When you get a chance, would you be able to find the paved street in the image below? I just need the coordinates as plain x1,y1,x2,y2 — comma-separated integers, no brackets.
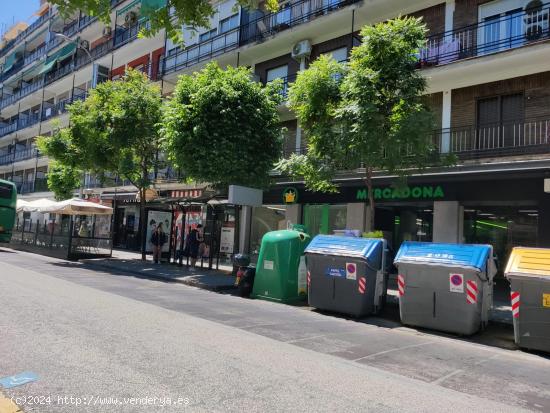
1,248,549,412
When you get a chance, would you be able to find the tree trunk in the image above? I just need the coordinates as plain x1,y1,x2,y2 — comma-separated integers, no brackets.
365,167,375,231
139,187,146,261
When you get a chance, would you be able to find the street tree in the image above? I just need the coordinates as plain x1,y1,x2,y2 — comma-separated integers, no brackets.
162,62,283,190
278,17,437,230
38,69,163,259
46,162,82,201
49,0,278,43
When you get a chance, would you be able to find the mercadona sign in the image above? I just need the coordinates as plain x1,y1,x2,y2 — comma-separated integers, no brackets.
356,185,445,201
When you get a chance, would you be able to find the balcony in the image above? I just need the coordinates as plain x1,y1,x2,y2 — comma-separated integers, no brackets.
114,20,149,48
0,79,45,110
0,148,39,166
63,19,80,37
419,4,550,68
19,178,48,194
17,112,41,130
0,12,51,59
434,117,550,159
74,41,113,69
41,88,87,121
163,0,359,75
0,122,18,138
163,27,240,75
240,0,360,45
23,44,47,67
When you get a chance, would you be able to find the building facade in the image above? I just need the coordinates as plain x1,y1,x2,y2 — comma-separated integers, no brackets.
2,0,550,265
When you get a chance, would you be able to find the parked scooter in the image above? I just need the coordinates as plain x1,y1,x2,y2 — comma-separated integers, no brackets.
233,254,256,298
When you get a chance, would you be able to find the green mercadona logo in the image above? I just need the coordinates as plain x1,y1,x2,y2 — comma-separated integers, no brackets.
356,185,445,201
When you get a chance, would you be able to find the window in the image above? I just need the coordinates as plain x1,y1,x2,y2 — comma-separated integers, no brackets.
220,14,239,33
199,29,217,42
320,47,347,63
266,65,288,82
477,93,524,148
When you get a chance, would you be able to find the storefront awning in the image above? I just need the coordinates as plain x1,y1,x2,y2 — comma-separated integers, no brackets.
117,0,141,15
38,42,76,75
141,0,167,16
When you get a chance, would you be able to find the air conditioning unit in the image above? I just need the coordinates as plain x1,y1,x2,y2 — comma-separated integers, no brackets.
79,40,90,50
125,11,138,26
291,40,312,60
102,26,112,38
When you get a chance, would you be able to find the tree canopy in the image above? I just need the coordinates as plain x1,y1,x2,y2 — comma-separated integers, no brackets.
278,17,438,229
162,62,283,190
38,69,163,258
49,0,278,43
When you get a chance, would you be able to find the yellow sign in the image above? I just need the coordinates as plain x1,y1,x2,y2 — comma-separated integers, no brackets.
283,187,298,204
543,293,550,308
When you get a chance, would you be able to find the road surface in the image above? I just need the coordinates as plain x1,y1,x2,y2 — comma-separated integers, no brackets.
1,249,549,412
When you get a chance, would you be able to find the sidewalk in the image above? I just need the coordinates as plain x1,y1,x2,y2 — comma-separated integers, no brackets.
81,249,236,292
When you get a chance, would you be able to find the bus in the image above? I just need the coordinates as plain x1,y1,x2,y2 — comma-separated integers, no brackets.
0,179,17,243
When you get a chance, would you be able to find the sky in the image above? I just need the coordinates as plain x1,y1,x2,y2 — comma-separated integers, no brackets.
0,0,41,36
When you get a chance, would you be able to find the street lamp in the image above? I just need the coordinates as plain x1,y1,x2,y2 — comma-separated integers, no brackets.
51,32,95,199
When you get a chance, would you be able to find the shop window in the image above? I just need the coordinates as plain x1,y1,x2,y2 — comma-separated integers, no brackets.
250,205,286,255
303,204,346,237
463,206,538,273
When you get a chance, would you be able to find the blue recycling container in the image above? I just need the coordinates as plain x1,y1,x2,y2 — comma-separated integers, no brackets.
394,242,496,335
305,235,389,317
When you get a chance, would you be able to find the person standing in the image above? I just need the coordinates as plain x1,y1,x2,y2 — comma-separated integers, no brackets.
185,224,203,267
150,223,167,264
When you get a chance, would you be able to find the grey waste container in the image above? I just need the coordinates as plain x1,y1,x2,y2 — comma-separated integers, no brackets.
394,242,496,335
505,247,550,353
305,235,388,317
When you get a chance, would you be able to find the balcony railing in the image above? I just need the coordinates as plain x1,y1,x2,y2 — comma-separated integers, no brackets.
420,4,550,67
18,112,41,129
24,44,47,67
0,148,40,166
240,0,359,45
0,78,45,110
434,117,550,158
0,122,18,138
281,118,550,161
74,40,113,69
114,20,149,48
163,27,240,75
0,12,51,59
163,0,358,75
63,19,80,37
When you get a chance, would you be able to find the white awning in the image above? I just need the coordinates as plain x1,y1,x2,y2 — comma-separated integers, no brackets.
41,198,113,215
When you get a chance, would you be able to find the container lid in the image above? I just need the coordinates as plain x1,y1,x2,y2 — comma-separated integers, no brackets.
305,235,384,260
394,241,493,272
505,247,550,278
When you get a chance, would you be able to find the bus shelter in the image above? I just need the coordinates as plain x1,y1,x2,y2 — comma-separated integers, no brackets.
11,198,113,260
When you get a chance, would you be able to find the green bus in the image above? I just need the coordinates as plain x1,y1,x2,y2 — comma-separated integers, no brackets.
0,179,17,243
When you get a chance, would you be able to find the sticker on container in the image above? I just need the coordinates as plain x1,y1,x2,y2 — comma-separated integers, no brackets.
346,262,357,280
297,256,307,295
325,267,346,277
263,260,274,270
449,273,464,293
543,293,550,308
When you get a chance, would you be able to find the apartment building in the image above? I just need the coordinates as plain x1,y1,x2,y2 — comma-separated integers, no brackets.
3,0,550,263
162,0,550,262
0,0,165,201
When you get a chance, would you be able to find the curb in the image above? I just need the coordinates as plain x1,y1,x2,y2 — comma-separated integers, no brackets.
80,261,237,293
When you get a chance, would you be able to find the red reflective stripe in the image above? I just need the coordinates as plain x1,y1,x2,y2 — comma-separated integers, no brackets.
397,274,405,297
511,291,520,318
358,277,366,294
307,271,311,287
466,280,478,304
